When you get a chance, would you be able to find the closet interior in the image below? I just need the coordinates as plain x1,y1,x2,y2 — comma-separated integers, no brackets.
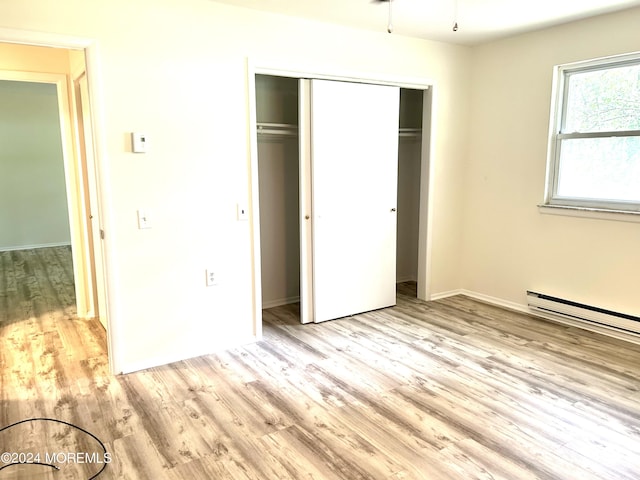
256,75,300,308
396,88,423,285
255,74,427,310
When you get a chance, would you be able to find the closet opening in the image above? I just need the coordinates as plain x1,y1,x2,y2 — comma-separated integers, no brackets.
396,88,425,299
253,73,432,326
255,74,301,309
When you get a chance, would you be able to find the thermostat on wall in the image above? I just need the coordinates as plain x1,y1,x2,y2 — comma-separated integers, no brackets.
131,132,147,153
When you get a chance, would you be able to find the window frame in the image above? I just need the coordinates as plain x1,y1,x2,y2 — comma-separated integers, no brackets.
545,51,640,213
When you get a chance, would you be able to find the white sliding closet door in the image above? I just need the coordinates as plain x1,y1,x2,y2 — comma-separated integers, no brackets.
302,79,399,323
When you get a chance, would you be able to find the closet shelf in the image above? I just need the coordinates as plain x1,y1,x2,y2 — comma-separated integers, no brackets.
399,128,422,138
257,122,299,136
257,124,419,138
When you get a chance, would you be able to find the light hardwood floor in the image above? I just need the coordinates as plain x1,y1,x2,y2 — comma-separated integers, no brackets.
2,247,640,479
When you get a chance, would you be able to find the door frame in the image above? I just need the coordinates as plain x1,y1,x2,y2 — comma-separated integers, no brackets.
0,69,93,313
0,28,118,373
246,58,437,339
71,70,108,328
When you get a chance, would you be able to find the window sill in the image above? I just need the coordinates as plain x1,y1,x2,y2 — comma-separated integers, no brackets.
538,204,640,223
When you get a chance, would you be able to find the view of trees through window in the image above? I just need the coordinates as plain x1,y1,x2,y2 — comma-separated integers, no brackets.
565,64,640,132
555,62,640,205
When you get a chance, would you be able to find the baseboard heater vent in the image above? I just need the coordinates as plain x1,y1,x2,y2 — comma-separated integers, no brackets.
527,291,640,335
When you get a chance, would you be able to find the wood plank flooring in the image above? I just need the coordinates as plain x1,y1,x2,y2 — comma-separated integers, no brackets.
2,248,640,479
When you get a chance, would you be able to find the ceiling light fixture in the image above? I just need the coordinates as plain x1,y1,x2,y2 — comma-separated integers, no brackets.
377,0,460,34
453,0,459,32
374,0,394,33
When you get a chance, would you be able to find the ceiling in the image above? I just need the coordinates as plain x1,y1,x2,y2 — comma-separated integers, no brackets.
210,0,640,45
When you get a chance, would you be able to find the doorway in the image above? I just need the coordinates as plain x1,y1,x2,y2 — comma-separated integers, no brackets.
250,69,433,333
0,40,110,362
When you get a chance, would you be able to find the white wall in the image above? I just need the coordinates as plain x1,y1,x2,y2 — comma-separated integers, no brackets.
0,80,71,250
0,0,471,372
463,7,640,316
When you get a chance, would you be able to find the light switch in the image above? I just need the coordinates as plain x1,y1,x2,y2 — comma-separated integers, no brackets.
237,203,249,221
132,132,147,153
137,209,151,229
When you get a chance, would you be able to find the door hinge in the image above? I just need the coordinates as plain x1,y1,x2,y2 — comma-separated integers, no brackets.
100,229,105,239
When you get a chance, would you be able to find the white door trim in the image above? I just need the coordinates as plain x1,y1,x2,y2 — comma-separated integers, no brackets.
0,27,119,374
246,57,437,335
298,79,314,325
0,70,92,314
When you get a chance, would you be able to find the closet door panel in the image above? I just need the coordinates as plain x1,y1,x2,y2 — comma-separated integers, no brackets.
310,79,399,323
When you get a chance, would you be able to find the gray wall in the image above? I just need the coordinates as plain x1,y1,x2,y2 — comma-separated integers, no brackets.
0,80,70,250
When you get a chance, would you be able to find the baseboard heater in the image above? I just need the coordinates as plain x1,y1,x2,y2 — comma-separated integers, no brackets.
527,291,640,336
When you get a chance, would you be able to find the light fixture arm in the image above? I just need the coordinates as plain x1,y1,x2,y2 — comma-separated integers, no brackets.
453,0,459,32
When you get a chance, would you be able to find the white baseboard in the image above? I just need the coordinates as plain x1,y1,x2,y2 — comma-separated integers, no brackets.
0,241,71,252
118,335,259,375
262,295,300,309
430,289,528,314
429,289,464,301
459,289,531,314
527,308,640,346
396,275,417,283
432,288,640,346
80,309,97,320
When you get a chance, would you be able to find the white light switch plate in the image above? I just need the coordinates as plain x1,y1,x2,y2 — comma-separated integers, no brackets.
137,209,151,229
132,132,147,153
237,204,248,221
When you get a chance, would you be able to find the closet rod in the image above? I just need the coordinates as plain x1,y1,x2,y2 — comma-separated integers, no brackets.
257,122,298,136
256,123,419,137
399,128,422,138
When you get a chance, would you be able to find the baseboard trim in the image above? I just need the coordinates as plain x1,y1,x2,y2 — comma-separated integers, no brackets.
119,335,258,375
0,242,71,252
262,296,300,309
434,288,640,346
430,289,464,301
527,308,640,346
459,289,531,314
396,275,417,284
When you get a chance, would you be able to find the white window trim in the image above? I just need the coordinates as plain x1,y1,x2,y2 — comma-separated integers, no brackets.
544,51,640,215
538,204,640,223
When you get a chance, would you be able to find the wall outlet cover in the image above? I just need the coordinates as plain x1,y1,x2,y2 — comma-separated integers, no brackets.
206,268,217,286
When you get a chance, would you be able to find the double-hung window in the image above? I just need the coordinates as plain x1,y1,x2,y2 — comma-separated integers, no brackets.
546,53,640,212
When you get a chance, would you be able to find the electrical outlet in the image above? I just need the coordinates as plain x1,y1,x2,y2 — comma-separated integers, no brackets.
205,269,217,286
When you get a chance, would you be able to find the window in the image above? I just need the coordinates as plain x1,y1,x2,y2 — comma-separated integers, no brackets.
546,53,640,212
